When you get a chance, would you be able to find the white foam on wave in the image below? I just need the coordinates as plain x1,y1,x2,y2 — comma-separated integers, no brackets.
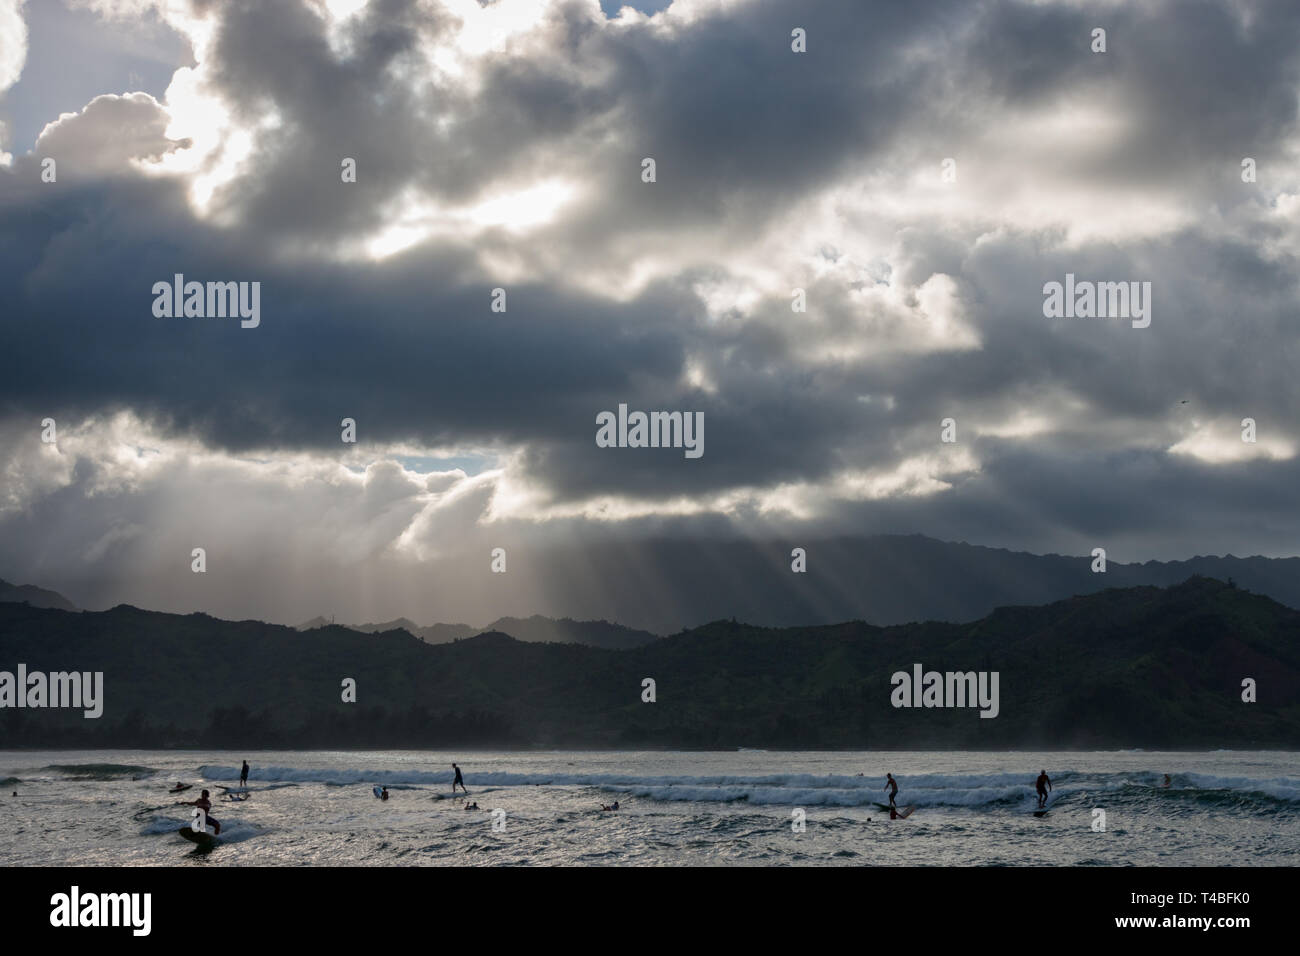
1180,772,1300,802
196,765,1300,805
140,814,261,843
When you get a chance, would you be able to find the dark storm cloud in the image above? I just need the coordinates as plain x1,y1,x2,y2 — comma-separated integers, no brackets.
1,0,1299,624
0,165,686,450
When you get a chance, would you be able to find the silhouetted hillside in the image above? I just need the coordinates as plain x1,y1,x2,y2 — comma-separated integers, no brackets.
466,535,1300,632
2,577,1296,749
0,578,77,612
476,615,658,649
298,613,657,649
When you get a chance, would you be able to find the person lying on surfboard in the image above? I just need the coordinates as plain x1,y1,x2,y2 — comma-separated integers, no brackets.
1035,770,1052,808
179,789,221,835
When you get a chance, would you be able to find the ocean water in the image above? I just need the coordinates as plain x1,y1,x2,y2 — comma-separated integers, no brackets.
1,749,1296,866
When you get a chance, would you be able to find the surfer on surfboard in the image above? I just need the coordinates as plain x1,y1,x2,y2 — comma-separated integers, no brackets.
885,773,899,808
1035,770,1052,808
179,789,221,835
451,763,468,794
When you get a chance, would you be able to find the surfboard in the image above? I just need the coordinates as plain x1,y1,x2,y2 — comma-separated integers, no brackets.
896,805,915,819
168,785,191,793
373,786,384,798
872,802,895,811
1033,809,1049,817
178,826,217,848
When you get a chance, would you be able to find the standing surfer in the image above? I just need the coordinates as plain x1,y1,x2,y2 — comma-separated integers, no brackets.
240,761,249,787
885,773,898,808
1035,770,1052,808
451,763,468,794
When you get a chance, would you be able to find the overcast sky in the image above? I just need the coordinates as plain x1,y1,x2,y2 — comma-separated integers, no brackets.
1,0,1298,629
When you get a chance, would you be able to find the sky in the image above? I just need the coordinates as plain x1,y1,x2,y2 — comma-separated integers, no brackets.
0,0,1298,629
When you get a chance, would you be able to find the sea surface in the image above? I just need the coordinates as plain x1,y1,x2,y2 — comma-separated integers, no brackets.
1,749,1296,866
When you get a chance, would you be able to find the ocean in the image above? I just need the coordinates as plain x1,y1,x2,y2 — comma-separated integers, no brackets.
2,749,1297,866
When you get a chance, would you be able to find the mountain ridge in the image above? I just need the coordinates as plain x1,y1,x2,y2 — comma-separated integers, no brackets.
0,578,77,612
2,575,1295,749
297,612,659,649
10,535,1300,632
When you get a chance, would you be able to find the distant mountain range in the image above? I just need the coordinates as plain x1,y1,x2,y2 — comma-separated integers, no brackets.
0,578,77,612
2,576,1296,749
298,614,659,650
508,534,1300,632
8,535,1300,632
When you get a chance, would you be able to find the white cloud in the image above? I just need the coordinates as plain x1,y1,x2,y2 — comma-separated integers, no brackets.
0,0,26,93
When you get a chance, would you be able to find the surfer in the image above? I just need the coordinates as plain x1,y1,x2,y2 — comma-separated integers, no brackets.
1162,774,1172,788
380,787,389,801
1035,770,1052,808
181,789,221,835
889,806,899,820
240,761,249,787
451,763,468,794
884,773,898,808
